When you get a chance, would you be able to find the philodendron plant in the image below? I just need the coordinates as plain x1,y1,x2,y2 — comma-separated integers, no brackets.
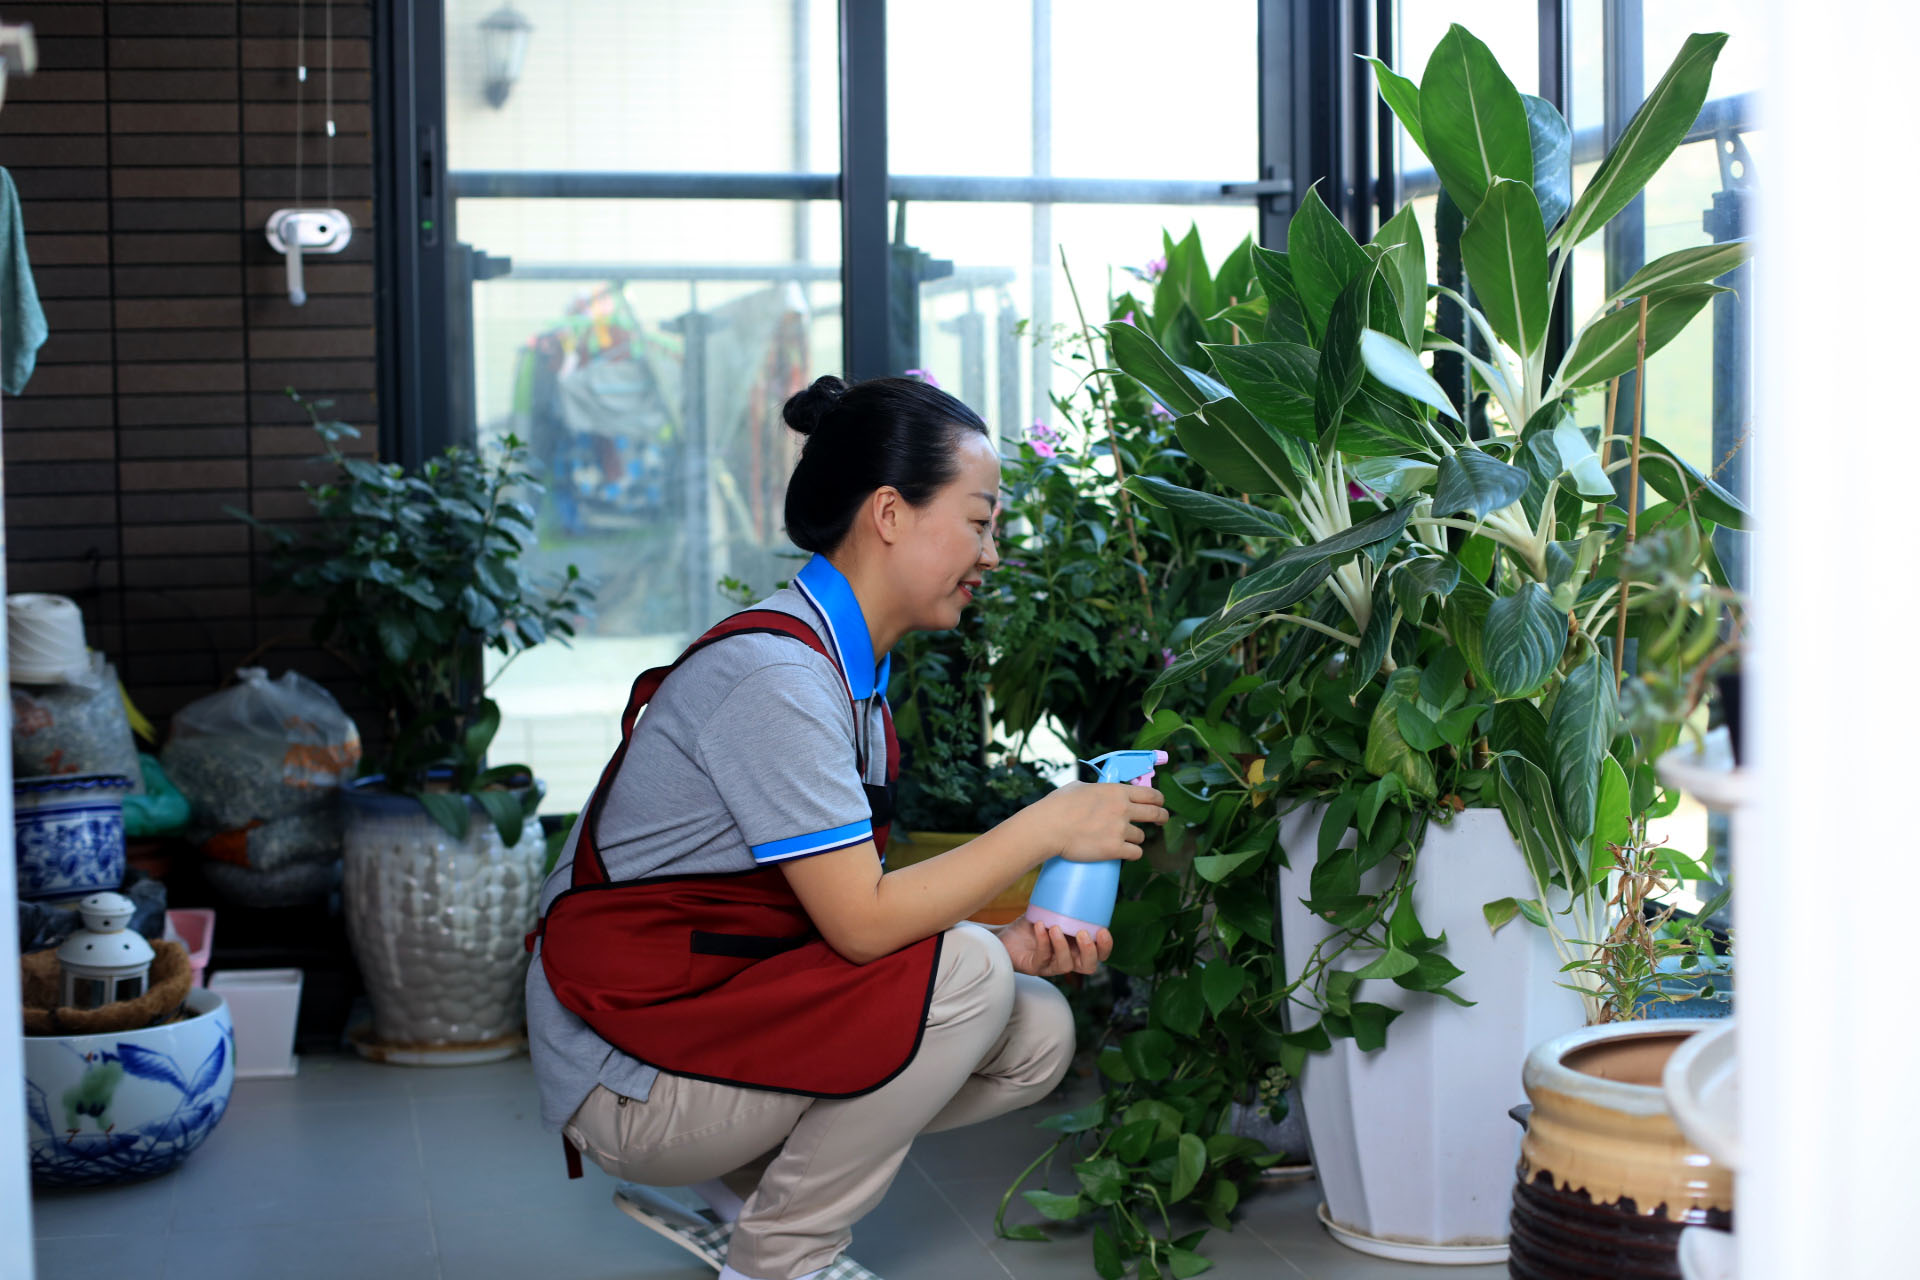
1117,24,1748,1033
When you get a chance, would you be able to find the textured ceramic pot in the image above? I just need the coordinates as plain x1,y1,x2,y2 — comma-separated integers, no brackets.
1510,1020,1734,1280
1278,805,1587,1264
14,774,132,901
23,987,235,1186
341,778,546,1049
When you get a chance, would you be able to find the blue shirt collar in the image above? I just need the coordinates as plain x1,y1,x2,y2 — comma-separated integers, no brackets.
793,555,891,700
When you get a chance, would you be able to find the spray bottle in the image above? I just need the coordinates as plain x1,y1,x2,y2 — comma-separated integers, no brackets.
1023,749,1169,936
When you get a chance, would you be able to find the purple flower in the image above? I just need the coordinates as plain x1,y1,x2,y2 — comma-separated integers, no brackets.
1162,648,1176,669
1149,403,1174,421
1029,418,1059,443
1348,480,1377,501
1118,310,1136,327
1145,255,1167,281
1032,439,1057,459
903,368,941,388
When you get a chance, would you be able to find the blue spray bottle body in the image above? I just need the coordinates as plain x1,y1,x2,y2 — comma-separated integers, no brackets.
1023,749,1168,936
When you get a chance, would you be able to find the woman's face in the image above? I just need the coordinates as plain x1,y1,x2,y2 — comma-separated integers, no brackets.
899,430,1002,631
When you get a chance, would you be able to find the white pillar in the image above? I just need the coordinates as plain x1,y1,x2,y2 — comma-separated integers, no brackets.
1747,4,1920,1277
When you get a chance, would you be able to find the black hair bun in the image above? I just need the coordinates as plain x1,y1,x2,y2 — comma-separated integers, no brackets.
782,375,850,437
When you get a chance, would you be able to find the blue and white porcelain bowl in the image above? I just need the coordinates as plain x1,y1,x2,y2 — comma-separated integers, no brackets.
23,987,235,1187
14,773,131,901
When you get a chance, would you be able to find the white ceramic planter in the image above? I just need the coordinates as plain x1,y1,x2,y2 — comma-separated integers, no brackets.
1278,804,1586,1263
341,780,546,1056
23,987,235,1186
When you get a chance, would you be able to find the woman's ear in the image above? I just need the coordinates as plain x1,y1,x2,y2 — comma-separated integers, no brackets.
870,486,907,546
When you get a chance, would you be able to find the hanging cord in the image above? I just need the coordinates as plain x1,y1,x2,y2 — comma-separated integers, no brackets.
293,0,305,212
323,0,334,208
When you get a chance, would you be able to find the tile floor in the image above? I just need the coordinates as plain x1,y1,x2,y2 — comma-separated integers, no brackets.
28,1053,1507,1280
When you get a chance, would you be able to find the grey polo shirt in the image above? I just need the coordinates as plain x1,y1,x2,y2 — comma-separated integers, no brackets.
526,557,893,1131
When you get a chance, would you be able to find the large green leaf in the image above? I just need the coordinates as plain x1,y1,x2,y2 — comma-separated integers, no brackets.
1497,754,1578,897
1352,456,1439,503
1637,435,1750,529
1374,203,1429,348
1551,422,1616,502
1591,755,1632,882
1546,651,1618,843
1358,329,1458,421
1207,557,1336,637
1556,32,1729,249
1523,94,1573,232
1488,699,1552,768
1557,285,1726,389
1288,185,1372,340
1461,177,1551,357
416,792,472,841
1314,268,1378,445
1365,668,1437,798
1123,476,1293,539
1418,24,1532,216
1432,448,1529,518
1342,381,1436,457
1364,55,1425,153
1106,321,1222,415
1156,225,1215,336
1608,240,1753,306
1248,244,1313,345
1482,583,1566,696
1173,398,1301,496
1147,618,1259,711
1214,234,1258,316
473,787,527,847
1390,554,1460,621
1441,572,1496,690
1201,341,1319,439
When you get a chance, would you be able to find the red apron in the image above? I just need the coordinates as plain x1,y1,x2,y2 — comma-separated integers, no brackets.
530,610,942,1160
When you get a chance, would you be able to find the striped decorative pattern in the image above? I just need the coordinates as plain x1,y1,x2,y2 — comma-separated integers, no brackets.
1,0,377,725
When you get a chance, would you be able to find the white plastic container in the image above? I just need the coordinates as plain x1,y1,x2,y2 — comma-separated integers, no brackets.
208,968,304,1078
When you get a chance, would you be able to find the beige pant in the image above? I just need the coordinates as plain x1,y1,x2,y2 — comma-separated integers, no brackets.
563,922,1073,1280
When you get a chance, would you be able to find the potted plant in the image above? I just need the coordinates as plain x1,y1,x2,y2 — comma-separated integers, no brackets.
1074,23,1744,1264
993,235,1325,1280
242,394,593,1060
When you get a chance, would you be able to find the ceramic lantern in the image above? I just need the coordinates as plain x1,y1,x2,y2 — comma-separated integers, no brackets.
56,892,154,1009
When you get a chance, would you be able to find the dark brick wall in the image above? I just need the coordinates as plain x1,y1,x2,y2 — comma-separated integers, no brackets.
1,0,377,725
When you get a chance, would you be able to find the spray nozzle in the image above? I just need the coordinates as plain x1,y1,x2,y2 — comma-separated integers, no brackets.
1084,749,1170,787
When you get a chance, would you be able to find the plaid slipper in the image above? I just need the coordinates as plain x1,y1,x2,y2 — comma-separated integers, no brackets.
612,1184,735,1270
813,1254,885,1280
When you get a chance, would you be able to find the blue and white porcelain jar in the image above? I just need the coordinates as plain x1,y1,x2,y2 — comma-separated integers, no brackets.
14,774,132,902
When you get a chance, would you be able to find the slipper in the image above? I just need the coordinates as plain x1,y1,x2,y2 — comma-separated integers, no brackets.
814,1254,885,1280
612,1184,735,1270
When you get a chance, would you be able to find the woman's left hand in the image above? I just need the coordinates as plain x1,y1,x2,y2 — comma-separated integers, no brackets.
996,917,1112,976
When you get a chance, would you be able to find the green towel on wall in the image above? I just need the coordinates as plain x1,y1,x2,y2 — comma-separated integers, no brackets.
0,167,48,396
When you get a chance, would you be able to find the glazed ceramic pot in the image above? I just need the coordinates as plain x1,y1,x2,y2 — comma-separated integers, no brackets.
890,831,1037,925
341,778,546,1055
1278,805,1587,1264
14,774,132,901
23,987,235,1186
1510,1020,1734,1279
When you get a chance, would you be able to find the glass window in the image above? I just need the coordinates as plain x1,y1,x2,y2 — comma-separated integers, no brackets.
445,0,841,811
886,0,1258,431
116,976,145,1003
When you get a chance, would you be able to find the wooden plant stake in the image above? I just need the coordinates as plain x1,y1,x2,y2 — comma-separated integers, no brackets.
1614,296,1651,686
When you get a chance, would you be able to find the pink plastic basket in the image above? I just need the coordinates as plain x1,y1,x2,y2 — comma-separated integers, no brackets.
166,908,216,988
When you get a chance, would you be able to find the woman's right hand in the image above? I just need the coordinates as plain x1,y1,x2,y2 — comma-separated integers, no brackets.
1033,781,1170,863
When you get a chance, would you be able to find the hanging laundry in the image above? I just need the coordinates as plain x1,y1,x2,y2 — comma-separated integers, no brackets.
0,166,48,395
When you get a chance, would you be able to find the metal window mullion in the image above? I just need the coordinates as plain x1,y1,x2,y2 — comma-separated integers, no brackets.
1256,0,1294,247
840,0,890,379
1539,0,1573,377
1603,0,1646,505
373,0,450,468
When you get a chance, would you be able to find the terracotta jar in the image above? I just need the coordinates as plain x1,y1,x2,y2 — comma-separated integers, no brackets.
1510,1020,1733,1279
